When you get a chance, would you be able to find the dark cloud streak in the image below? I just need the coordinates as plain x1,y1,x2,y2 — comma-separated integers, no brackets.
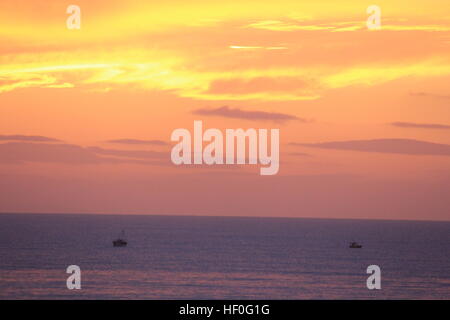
0,142,168,165
390,122,450,129
192,106,304,122
105,139,167,146
87,146,167,159
410,92,450,99
0,135,61,142
292,139,450,156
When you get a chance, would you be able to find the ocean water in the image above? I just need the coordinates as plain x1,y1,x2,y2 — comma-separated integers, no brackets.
0,213,448,300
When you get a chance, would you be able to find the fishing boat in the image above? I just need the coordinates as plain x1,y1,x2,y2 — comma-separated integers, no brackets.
349,241,362,248
113,230,127,247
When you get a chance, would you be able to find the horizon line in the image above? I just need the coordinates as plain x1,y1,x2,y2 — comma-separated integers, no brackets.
0,211,448,223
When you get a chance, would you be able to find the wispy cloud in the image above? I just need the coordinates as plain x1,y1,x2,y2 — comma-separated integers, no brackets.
390,122,450,129
246,19,450,33
192,106,304,122
87,147,167,160
0,142,108,164
246,20,337,32
0,135,61,142
229,45,288,50
293,139,450,156
105,139,168,146
2,48,450,102
410,91,450,99
0,142,167,165
289,152,311,157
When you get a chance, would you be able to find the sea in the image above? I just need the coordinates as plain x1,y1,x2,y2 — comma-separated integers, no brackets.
0,213,448,299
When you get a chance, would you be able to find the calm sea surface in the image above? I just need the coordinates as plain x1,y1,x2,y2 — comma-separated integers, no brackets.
0,213,448,299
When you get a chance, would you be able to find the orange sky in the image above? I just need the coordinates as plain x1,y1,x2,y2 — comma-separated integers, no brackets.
1,0,449,220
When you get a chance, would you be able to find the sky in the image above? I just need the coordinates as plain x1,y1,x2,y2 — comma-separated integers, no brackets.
0,0,449,220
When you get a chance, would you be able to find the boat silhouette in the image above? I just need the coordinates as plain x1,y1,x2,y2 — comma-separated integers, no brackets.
113,230,127,247
349,241,362,248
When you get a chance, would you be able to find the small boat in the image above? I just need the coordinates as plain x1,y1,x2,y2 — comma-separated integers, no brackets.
349,242,362,248
113,230,127,247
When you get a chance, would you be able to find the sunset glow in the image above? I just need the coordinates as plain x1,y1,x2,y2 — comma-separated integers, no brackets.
1,0,449,220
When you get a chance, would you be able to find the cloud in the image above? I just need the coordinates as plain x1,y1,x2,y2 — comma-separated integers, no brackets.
192,106,304,122
105,139,168,146
0,135,61,142
390,122,450,129
87,146,167,160
289,152,311,157
410,92,450,99
246,19,450,33
205,76,312,96
229,45,288,50
0,142,167,165
292,139,450,156
246,20,340,32
0,142,104,164
2,48,450,102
